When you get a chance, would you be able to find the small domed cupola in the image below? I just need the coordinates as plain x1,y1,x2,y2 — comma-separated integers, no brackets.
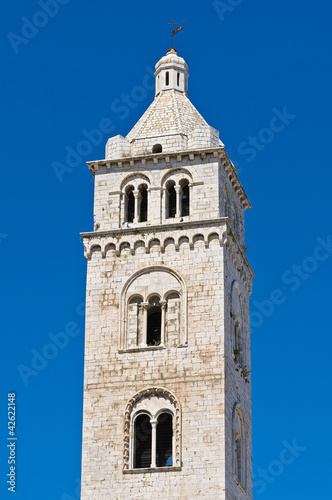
154,48,189,96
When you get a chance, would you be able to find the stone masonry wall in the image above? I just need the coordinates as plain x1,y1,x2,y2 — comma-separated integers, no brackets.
81,149,253,499
92,156,220,231
81,233,227,499
224,249,253,500
90,152,248,245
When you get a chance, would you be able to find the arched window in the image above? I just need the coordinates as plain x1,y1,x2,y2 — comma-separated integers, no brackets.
180,180,190,216
122,267,187,350
124,387,181,471
125,288,182,349
152,143,162,153
127,296,143,348
156,413,173,467
124,183,148,223
167,181,176,219
225,184,231,218
166,71,169,86
234,322,240,353
134,413,152,468
133,412,173,469
147,296,161,346
233,406,246,489
177,72,180,86
139,184,148,222
126,186,135,223
233,201,239,233
166,180,191,219
231,283,244,365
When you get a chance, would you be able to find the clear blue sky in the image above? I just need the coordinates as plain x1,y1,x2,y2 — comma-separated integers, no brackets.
1,1,331,498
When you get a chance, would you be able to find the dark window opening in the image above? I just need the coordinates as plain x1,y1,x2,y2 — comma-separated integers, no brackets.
147,308,161,346
166,71,169,86
234,322,244,365
127,188,135,222
235,436,242,480
181,183,190,216
156,413,173,467
167,184,176,218
134,414,152,468
225,185,231,218
234,323,239,351
152,143,162,153
140,185,148,222
177,72,180,86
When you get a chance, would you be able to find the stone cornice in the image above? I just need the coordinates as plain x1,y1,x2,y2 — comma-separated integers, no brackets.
80,217,254,291
86,147,251,211
87,147,224,173
81,217,228,240
220,150,252,211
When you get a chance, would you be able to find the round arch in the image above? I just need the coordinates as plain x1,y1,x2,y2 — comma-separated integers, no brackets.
161,167,193,187
120,172,151,191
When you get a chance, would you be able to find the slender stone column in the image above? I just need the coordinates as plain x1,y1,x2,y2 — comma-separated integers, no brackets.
133,189,141,223
150,418,158,468
160,300,167,345
175,185,181,218
188,182,193,216
141,302,149,345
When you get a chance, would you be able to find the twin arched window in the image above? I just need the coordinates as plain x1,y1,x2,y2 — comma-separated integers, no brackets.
231,283,244,365
125,184,148,223
121,267,187,351
166,179,190,219
124,387,181,471
122,173,191,225
134,412,173,469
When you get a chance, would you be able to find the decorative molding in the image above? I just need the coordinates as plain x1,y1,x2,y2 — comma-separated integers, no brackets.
119,172,151,191
123,387,182,470
81,219,254,290
87,148,220,171
81,219,228,253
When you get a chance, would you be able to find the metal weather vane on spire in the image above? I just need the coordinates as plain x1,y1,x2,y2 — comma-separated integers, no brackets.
168,19,184,49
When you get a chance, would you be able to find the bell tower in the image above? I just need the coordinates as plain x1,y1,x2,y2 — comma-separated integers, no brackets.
80,48,254,499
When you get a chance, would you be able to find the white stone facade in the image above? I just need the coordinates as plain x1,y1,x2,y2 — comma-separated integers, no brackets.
81,49,254,499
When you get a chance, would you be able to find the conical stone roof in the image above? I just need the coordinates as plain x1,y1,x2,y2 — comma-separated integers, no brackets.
126,89,215,143
105,50,223,159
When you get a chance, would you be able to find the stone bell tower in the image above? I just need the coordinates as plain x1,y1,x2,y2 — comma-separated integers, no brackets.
80,48,254,499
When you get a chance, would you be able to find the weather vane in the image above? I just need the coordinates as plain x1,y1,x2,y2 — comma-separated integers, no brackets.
168,19,184,49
